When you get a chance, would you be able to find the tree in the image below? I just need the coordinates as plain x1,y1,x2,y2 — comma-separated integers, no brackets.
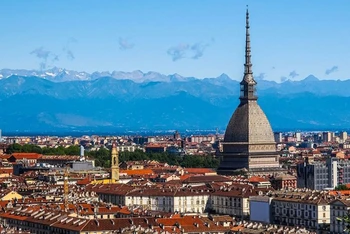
88,147,111,167
5,143,220,169
22,144,42,154
6,143,22,154
335,184,348,190
337,215,350,233
64,145,80,155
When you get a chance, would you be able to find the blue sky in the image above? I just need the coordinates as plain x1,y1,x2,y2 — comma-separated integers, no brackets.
0,0,349,82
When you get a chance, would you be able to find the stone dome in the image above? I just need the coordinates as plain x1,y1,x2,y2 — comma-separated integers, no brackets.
224,100,275,144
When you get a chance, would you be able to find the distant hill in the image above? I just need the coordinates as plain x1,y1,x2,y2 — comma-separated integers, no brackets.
0,68,350,133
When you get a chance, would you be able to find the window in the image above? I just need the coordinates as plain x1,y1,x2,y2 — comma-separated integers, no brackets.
240,85,244,97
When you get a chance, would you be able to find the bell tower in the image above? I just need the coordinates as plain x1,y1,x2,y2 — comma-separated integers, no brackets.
111,143,119,183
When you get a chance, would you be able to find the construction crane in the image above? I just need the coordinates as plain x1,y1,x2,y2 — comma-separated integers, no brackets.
64,164,69,212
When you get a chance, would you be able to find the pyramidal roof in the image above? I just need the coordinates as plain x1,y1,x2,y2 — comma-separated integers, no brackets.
224,7,275,144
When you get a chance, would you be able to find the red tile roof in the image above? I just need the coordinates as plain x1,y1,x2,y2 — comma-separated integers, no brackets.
249,176,269,183
11,153,42,159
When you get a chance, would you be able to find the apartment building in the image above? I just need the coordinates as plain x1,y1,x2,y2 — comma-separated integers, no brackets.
297,160,329,190
249,190,334,231
297,157,350,190
272,194,330,229
330,199,350,234
209,186,265,218
90,183,266,216
125,187,211,213
91,184,211,213
323,132,333,142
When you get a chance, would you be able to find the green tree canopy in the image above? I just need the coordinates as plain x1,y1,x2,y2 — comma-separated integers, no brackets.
5,144,219,169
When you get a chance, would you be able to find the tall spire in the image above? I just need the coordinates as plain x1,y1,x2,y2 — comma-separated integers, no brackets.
245,5,252,75
240,5,257,101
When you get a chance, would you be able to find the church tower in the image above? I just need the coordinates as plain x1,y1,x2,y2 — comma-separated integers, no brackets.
111,143,119,183
217,7,280,175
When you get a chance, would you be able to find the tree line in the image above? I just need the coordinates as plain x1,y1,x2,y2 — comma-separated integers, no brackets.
5,144,219,169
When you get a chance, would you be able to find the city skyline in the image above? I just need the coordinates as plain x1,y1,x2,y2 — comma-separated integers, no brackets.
1,0,349,81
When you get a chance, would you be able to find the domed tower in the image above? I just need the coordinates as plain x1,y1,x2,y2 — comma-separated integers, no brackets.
217,7,280,175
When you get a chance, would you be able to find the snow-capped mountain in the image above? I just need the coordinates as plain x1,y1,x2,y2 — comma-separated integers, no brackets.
0,69,350,132
0,67,90,82
0,68,196,83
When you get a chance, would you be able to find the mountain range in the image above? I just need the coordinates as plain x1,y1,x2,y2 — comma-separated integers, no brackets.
0,68,350,134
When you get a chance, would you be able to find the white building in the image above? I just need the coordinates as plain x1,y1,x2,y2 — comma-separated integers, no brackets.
249,196,272,223
295,132,302,142
92,184,211,214
125,188,211,213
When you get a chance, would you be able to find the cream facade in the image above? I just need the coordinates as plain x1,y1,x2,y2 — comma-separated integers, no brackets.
210,194,249,217
125,192,210,213
272,198,330,229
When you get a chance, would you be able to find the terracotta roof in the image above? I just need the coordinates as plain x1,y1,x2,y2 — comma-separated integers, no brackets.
329,190,350,196
184,168,215,174
180,174,192,181
11,153,42,159
0,155,10,160
76,177,92,185
157,215,231,233
0,168,13,174
248,176,269,183
120,169,154,176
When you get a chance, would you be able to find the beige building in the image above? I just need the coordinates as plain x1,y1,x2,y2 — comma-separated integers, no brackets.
330,199,350,234
340,131,348,142
190,135,215,144
272,193,331,230
116,144,140,152
210,189,251,218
